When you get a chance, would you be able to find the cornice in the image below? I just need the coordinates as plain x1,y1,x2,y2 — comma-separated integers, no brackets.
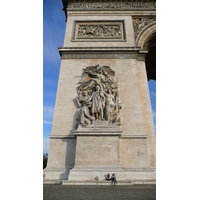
120,134,148,139
49,135,76,139
58,47,148,59
58,46,144,52
62,0,156,21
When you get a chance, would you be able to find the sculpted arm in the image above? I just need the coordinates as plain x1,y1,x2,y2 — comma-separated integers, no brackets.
87,93,93,102
101,90,108,97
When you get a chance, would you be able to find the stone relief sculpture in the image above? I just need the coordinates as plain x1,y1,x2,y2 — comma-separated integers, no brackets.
67,0,156,9
133,18,156,39
90,85,105,121
77,90,94,125
76,64,121,127
78,24,121,38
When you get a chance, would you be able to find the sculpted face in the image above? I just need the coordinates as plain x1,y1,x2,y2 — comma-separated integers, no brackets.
83,91,87,96
96,85,100,91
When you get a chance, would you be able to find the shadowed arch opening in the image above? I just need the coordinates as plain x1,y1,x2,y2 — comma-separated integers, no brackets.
145,33,156,80
137,23,156,80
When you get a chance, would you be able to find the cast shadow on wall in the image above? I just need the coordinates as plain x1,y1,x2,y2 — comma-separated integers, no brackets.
60,98,79,180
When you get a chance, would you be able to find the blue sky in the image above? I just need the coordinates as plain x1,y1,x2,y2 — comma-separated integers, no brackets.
2,1,199,198
43,0,156,153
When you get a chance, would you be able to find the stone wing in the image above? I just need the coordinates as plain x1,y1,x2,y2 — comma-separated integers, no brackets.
101,65,115,76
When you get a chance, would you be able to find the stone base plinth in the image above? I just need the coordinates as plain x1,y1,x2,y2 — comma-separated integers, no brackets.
67,167,155,182
68,167,126,181
62,179,156,186
124,168,156,180
43,168,71,180
68,121,126,181
43,179,62,185
69,121,123,181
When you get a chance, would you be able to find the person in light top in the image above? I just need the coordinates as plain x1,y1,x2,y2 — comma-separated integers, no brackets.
106,173,111,180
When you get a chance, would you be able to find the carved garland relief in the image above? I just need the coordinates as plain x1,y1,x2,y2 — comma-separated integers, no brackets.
76,64,121,128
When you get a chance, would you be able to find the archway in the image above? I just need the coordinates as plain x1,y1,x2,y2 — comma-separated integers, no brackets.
136,22,156,81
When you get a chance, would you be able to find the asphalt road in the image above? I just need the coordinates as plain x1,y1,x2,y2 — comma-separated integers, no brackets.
43,184,156,200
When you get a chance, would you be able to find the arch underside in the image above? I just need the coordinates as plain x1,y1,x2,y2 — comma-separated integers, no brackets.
145,33,156,80
137,23,156,81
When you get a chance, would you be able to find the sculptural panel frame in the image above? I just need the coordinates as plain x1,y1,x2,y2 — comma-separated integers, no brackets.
72,20,126,42
75,64,122,128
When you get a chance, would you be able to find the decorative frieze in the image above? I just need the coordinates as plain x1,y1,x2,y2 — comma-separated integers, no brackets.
133,18,156,40
72,21,126,42
78,24,121,39
67,0,156,10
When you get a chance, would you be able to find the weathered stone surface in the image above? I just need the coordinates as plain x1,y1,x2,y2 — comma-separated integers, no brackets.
44,0,156,184
72,21,125,41
66,0,156,10
64,15,136,47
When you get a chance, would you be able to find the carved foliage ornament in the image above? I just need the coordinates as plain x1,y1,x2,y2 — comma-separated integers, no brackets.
76,64,121,127
133,18,156,39
67,0,156,9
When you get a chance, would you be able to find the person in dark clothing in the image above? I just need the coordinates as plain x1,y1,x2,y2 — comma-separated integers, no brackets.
111,173,117,185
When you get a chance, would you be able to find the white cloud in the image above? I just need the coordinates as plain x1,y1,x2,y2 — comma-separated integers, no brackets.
43,77,57,86
150,91,156,97
152,110,156,134
152,109,156,119
43,91,56,98
43,120,52,125
43,138,50,153
43,105,54,119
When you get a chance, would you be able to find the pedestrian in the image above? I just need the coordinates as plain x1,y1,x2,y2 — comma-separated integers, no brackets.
111,173,117,185
106,173,111,180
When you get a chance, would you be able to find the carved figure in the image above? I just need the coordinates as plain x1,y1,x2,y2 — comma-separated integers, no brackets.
76,64,121,127
103,89,115,122
68,1,156,10
67,0,156,9
109,103,122,126
78,24,121,38
133,18,155,39
90,85,105,120
77,91,94,126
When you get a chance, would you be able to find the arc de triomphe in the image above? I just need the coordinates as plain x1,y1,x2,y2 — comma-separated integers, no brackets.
44,0,156,185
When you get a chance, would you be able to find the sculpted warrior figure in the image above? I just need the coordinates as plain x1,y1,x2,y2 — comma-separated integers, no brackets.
90,85,105,121
83,64,106,90
102,88,116,122
76,64,121,127
77,91,94,126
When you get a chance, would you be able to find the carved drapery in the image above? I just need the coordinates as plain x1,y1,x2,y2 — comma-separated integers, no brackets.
75,64,121,128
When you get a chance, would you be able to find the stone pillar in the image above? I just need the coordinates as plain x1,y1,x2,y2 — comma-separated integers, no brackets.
137,55,156,168
68,122,126,181
43,0,156,184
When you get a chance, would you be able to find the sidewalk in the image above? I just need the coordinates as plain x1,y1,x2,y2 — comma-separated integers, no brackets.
43,184,156,200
